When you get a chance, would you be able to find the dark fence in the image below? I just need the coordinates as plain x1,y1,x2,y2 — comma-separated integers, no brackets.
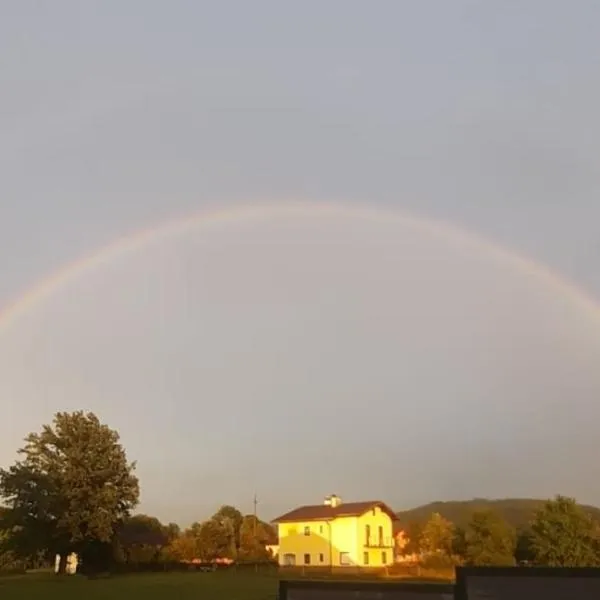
455,566,600,600
279,579,455,600
278,564,454,582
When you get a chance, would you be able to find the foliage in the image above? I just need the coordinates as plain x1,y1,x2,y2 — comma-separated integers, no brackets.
239,515,275,561
451,526,467,559
463,509,516,566
164,531,197,562
529,495,600,566
398,520,423,557
419,512,454,557
514,526,535,564
192,519,232,561
117,514,169,563
164,523,181,542
211,505,243,558
0,529,26,574
0,411,139,573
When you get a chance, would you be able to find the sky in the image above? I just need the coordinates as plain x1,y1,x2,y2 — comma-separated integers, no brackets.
1,1,600,526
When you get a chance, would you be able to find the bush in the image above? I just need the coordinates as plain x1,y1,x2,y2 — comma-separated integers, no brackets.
420,553,461,569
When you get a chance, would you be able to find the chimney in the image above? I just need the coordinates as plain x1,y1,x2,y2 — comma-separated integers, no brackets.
325,494,341,508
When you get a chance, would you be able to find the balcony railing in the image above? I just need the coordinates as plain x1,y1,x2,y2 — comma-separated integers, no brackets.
364,537,394,548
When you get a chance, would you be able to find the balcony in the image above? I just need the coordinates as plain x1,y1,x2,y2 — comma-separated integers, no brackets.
364,537,395,548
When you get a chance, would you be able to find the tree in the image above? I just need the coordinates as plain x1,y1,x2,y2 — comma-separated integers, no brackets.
211,505,243,559
0,411,139,573
419,512,454,557
118,514,168,563
530,495,600,566
451,525,467,561
238,515,275,561
464,510,516,566
193,519,231,561
165,531,197,562
514,526,535,564
164,523,181,543
398,520,423,557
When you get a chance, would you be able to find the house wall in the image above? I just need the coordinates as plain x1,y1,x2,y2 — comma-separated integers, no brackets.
278,510,393,568
278,517,361,567
355,505,395,567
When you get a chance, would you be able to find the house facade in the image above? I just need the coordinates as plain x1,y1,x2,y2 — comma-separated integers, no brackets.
272,495,396,568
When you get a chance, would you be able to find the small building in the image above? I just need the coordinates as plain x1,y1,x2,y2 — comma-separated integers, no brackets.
272,495,397,568
54,553,78,575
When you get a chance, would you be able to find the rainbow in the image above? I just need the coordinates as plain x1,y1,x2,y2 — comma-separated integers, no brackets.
0,201,599,334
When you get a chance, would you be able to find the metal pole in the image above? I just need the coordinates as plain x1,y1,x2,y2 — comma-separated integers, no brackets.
253,494,258,537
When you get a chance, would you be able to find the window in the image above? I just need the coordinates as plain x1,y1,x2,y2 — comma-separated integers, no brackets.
363,551,369,565
319,525,323,534
365,524,371,545
378,525,383,546
372,508,376,516
319,553,324,563
340,552,350,566
283,553,296,566
303,553,311,565
303,526,310,536
382,551,387,564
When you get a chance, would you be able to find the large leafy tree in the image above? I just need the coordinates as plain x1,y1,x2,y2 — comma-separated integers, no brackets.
419,512,455,557
0,411,139,573
464,510,516,566
238,514,276,560
192,519,232,561
530,495,600,566
211,505,243,559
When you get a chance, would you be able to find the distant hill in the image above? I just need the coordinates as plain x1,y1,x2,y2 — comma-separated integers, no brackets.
396,498,600,530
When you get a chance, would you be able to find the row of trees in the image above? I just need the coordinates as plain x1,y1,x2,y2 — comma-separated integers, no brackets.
166,507,275,563
106,507,275,566
400,495,600,567
2,411,600,574
0,412,274,574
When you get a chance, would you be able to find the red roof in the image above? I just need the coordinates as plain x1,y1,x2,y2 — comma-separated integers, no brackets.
272,501,397,523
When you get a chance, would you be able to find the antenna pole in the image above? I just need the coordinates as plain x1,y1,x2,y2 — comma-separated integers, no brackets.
253,493,258,537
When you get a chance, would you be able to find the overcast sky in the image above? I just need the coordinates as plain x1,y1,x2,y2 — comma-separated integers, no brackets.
1,1,600,526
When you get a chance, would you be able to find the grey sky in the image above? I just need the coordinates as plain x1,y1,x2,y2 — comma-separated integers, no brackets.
1,1,600,525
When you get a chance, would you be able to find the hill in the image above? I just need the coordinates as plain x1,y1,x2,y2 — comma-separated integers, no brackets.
396,498,600,529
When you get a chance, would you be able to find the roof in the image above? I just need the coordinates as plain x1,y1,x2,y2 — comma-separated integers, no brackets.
272,501,398,523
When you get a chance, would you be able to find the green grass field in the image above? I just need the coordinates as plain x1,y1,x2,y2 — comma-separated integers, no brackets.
0,571,279,600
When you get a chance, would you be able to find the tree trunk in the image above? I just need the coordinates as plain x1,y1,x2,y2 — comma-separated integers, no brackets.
56,553,68,575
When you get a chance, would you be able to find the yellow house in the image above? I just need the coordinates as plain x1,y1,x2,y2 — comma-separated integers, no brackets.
273,495,397,568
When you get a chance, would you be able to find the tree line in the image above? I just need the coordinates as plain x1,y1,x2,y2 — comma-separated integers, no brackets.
399,495,600,568
0,412,275,574
2,411,600,575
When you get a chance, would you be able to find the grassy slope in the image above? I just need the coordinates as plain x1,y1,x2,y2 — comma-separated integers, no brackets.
396,498,600,528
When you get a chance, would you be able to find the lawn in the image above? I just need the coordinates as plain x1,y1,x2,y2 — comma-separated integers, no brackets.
0,571,279,600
